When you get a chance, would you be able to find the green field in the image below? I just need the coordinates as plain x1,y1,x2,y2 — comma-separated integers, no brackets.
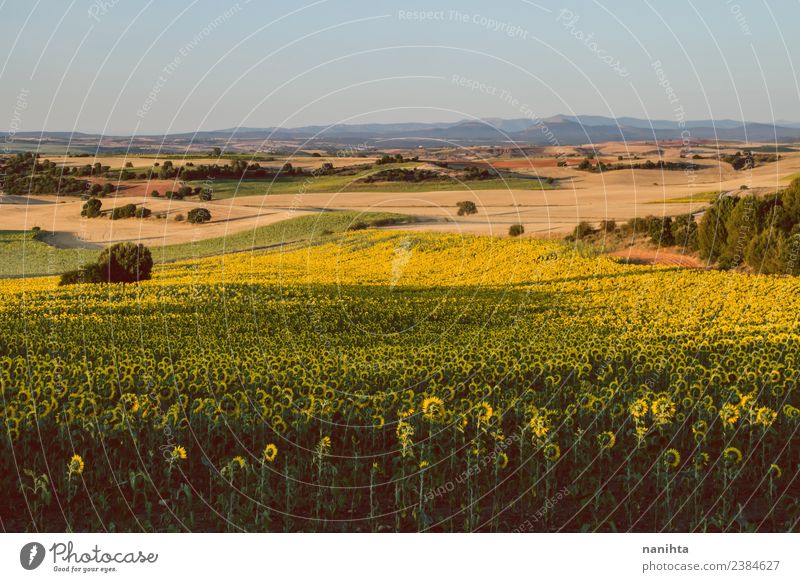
0,212,415,278
0,231,98,278
192,164,557,199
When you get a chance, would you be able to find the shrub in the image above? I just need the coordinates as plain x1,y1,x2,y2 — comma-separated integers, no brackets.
174,213,185,222
135,207,152,219
81,198,102,218
110,204,137,220
347,221,369,231
508,224,525,237
573,221,595,240
187,208,212,224
599,219,616,232
647,215,674,246
456,201,478,216
97,243,153,283
151,190,160,197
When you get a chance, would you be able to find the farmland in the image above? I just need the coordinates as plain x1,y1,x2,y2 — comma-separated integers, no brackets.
2,230,798,532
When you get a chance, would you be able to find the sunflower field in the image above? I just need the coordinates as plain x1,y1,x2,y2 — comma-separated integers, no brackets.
1,231,798,532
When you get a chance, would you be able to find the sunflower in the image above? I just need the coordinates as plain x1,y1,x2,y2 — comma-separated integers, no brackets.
317,436,332,457
755,406,777,427
419,460,429,469
663,448,681,469
68,454,84,476
421,396,445,422
172,445,187,460
262,443,278,463
629,398,648,419
497,451,509,469
651,396,675,424
769,463,782,479
529,412,549,438
597,431,616,450
723,446,743,465
694,452,710,469
719,403,740,427
232,455,247,469
477,402,493,424
543,443,561,462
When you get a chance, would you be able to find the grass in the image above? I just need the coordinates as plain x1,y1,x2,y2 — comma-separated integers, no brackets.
152,211,416,263
0,212,417,278
0,231,98,278
653,190,720,204
191,163,557,199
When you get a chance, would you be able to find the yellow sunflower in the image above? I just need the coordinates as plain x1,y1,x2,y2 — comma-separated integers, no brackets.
68,454,84,476
422,396,445,423
723,446,743,465
663,448,681,469
262,443,278,463
597,431,616,450
543,443,561,462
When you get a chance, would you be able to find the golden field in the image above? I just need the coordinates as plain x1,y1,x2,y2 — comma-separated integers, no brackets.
1,231,798,531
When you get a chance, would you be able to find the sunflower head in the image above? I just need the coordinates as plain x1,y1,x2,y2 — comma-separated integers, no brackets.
543,443,561,462
262,443,278,463
68,454,84,476
755,406,777,427
597,431,616,450
723,446,743,466
769,463,782,479
497,451,509,469
663,448,681,469
629,398,648,419
422,396,445,423
172,445,187,461
719,403,740,427
477,402,493,424
232,455,247,469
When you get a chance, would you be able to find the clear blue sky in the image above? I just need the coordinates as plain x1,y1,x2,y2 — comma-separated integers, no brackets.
1,0,798,134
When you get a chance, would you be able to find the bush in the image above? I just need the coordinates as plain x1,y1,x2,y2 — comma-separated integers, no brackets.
573,221,595,240
347,221,369,231
199,190,213,201
187,208,212,224
135,207,152,219
647,215,674,246
174,213,185,222
672,214,699,251
599,219,616,232
456,200,478,216
110,204,137,220
81,198,102,218
59,243,153,285
508,224,525,237
151,190,160,197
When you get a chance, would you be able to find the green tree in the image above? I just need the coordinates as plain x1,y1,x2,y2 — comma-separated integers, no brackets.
96,242,154,283
456,201,478,216
187,207,212,224
81,197,102,218
744,230,787,274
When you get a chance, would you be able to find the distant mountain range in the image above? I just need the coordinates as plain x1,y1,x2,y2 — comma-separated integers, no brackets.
5,114,800,148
